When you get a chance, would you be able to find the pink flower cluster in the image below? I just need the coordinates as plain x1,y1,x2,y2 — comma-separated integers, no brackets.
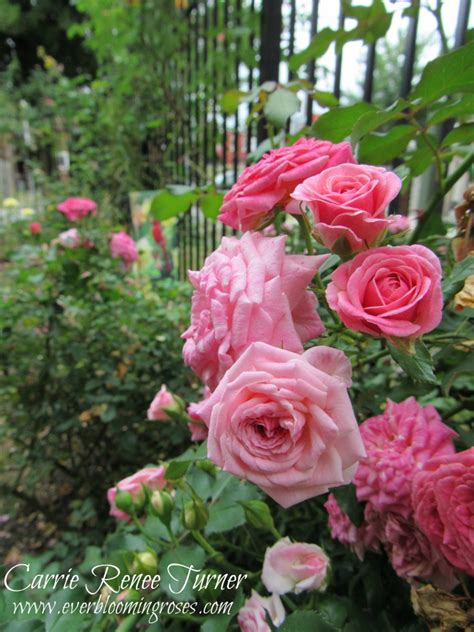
324,398,470,588
57,197,97,221
110,231,138,267
107,466,167,521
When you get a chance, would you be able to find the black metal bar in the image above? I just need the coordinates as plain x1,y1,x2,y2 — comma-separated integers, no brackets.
257,0,283,142
400,6,419,98
288,0,296,81
247,0,256,155
222,0,229,237
194,3,201,269
211,0,218,251
306,0,319,125
233,0,241,186
454,0,471,47
363,43,376,103
333,1,344,99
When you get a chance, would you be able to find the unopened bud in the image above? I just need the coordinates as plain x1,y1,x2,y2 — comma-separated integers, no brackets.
196,459,218,474
183,498,209,531
150,490,174,525
240,500,276,532
115,491,133,514
132,551,158,575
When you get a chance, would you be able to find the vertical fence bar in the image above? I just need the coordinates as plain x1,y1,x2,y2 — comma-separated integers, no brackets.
288,0,296,81
454,0,471,47
306,0,319,125
333,1,344,99
222,0,230,238
211,0,219,251
247,0,256,155
400,7,419,99
257,0,283,142
194,2,201,269
363,43,376,103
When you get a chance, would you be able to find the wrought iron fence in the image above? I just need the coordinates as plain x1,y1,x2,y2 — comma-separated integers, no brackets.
171,0,472,280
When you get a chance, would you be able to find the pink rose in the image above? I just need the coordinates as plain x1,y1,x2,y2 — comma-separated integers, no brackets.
324,494,381,560
29,222,41,235
381,513,457,590
182,232,329,390
237,591,285,632
291,163,402,255
110,231,138,267
57,197,97,221
326,245,443,340
354,398,456,518
262,538,329,595
58,228,82,249
219,138,355,231
412,448,474,576
107,466,167,521
147,385,175,421
197,342,365,508
187,388,211,441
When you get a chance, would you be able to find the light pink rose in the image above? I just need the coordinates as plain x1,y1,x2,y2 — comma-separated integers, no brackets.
354,398,456,518
324,494,381,560
110,231,138,267
147,385,174,421
197,342,365,508
291,163,402,255
182,232,329,390
187,387,211,441
237,591,285,632
412,448,474,576
219,138,355,231
326,245,443,340
57,197,97,221
107,466,167,521
262,538,329,595
58,228,82,249
381,513,458,590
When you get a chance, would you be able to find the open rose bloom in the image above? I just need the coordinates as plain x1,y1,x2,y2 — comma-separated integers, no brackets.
57,197,97,221
197,342,365,508
110,231,138,267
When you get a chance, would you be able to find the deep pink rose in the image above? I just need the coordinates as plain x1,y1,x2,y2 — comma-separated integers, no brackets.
110,231,138,267
58,228,82,249
412,448,474,576
262,538,329,595
182,232,329,390
29,222,41,235
324,494,381,560
197,342,365,508
381,513,458,590
291,163,402,255
107,466,167,521
57,197,97,221
354,398,456,518
147,385,175,421
219,138,355,231
326,245,443,340
237,591,285,632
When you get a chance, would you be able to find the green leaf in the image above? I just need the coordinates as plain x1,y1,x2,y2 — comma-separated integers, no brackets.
410,41,474,104
351,100,406,145
219,89,247,114
331,484,364,528
199,191,224,220
442,256,474,301
387,341,438,384
342,0,392,44
150,190,197,221
312,90,339,108
442,123,474,147
165,459,191,480
263,89,300,128
312,102,376,142
279,611,338,632
428,95,474,126
159,546,206,600
358,125,415,164
205,475,260,535
404,142,435,177
289,27,335,72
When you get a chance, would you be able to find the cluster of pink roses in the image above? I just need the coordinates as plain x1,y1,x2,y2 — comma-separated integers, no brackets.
238,538,330,631
110,231,138,268
325,398,473,587
107,466,168,521
57,196,97,221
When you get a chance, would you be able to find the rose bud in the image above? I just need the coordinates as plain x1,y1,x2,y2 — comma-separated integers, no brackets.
183,498,209,531
150,490,174,525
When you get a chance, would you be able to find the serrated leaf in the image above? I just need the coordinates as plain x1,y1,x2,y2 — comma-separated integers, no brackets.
404,141,435,177
351,101,406,145
387,341,438,384
410,41,474,104
263,89,300,128
312,102,376,142
358,125,415,164
428,95,474,126
150,190,197,221
312,90,339,107
442,123,474,147
442,256,474,301
159,546,206,600
165,460,190,480
199,191,224,220
219,89,247,114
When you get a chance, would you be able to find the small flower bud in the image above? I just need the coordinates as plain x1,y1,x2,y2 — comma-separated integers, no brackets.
132,551,158,575
183,498,209,531
114,491,133,514
240,500,276,532
196,459,218,474
150,490,174,525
